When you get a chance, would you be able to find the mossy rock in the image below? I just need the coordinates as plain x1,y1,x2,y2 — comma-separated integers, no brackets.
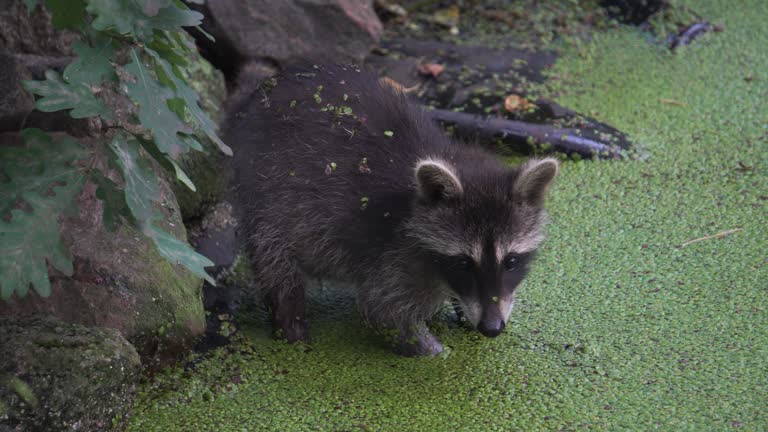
0,134,206,371
171,44,230,221
0,316,141,431
173,143,229,221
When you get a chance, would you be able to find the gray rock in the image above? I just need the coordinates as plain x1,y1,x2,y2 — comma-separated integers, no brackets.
0,0,94,136
0,50,90,135
168,40,231,220
0,316,141,432
0,0,76,56
0,51,34,133
199,0,382,66
189,201,239,269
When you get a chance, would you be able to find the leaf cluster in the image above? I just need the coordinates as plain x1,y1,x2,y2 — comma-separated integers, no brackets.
1,0,228,299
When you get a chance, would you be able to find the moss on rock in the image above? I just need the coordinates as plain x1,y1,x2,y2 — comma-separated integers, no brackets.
0,316,141,431
171,42,230,221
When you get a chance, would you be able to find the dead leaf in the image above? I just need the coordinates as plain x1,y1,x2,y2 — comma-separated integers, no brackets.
358,158,371,174
417,63,445,78
479,9,520,26
504,94,535,112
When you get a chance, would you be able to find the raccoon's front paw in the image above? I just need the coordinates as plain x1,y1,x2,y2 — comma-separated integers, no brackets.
273,317,311,344
392,326,443,357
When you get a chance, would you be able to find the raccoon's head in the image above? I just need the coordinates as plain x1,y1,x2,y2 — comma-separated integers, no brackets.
407,156,559,338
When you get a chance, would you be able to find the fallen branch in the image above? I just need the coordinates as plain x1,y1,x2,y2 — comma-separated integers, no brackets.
669,21,712,50
426,108,622,159
680,228,742,247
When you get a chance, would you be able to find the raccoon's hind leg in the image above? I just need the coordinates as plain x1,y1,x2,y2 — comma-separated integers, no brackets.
248,227,310,343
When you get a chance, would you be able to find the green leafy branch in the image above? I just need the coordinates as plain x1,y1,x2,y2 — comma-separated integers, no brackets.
0,130,85,299
1,0,229,299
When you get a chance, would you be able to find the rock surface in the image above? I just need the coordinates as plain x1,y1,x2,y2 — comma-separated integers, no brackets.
193,0,382,76
0,316,141,432
0,133,207,370
0,0,76,56
0,50,94,136
0,50,35,133
366,38,633,156
0,1,83,134
169,48,230,221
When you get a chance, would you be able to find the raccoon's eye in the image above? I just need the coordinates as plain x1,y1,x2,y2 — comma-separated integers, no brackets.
503,254,519,271
449,255,474,271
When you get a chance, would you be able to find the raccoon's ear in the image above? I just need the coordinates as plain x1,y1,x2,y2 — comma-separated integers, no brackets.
415,159,463,203
513,158,559,205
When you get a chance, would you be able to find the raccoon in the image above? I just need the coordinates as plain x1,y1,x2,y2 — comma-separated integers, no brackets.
225,65,558,356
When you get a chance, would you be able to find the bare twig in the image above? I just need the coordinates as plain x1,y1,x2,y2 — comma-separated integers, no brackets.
670,21,712,50
426,108,622,159
680,228,743,247
660,98,688,107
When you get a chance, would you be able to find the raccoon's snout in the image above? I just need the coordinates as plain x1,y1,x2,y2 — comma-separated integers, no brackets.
478,318,505,338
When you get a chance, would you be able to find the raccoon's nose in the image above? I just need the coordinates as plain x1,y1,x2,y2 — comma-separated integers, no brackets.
478,319,505,338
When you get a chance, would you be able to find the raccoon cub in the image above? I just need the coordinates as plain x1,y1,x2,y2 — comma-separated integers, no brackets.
225,65,558,356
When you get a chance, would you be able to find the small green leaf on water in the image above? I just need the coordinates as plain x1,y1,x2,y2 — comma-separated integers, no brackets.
290,100,297,108
8,377,38,408
438,346,453,360
384,130,394,137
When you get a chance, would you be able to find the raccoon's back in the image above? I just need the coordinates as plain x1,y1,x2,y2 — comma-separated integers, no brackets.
226,65,451,269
